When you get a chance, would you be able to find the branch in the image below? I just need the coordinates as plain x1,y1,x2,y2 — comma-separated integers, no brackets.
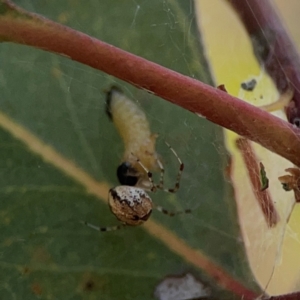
227,0,300,125
262,291,300,300
1,1,300,168
236,138,279,227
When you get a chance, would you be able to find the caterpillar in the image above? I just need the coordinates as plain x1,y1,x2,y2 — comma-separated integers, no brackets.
106,86,160,189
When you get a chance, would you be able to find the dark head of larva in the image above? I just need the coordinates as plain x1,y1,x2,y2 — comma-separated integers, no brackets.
105,85,123,120
117,162,139,186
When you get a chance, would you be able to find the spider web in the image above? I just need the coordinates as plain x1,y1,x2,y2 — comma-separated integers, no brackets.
0,0,298,299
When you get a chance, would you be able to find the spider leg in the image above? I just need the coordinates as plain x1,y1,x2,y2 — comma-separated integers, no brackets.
81,221,126,232
154,204,191,216
160,142,184,193
134,143,184,193
155,157,165,190
134,156,157,192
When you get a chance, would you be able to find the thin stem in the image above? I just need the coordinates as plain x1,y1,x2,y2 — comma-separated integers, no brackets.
261,291,300,300
236,138,279,227
227,0,300,125
0,1,299,167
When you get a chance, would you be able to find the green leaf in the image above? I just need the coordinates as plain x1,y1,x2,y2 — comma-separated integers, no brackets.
0,1,260,299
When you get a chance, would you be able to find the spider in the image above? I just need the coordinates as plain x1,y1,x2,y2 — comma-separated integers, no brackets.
83,143,191,232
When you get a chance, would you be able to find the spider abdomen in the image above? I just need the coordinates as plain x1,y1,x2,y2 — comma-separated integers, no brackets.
108,186,153,226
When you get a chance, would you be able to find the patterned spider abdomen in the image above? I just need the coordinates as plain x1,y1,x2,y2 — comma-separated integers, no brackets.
106,86,160,186
108,186,153,226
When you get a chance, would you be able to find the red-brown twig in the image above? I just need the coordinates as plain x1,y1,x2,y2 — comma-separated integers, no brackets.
227,0,300,125
236,138,279,227
0,1,299,168
261,291,300,300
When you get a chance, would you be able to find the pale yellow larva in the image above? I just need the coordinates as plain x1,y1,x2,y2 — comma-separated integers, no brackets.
106,86,160,188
